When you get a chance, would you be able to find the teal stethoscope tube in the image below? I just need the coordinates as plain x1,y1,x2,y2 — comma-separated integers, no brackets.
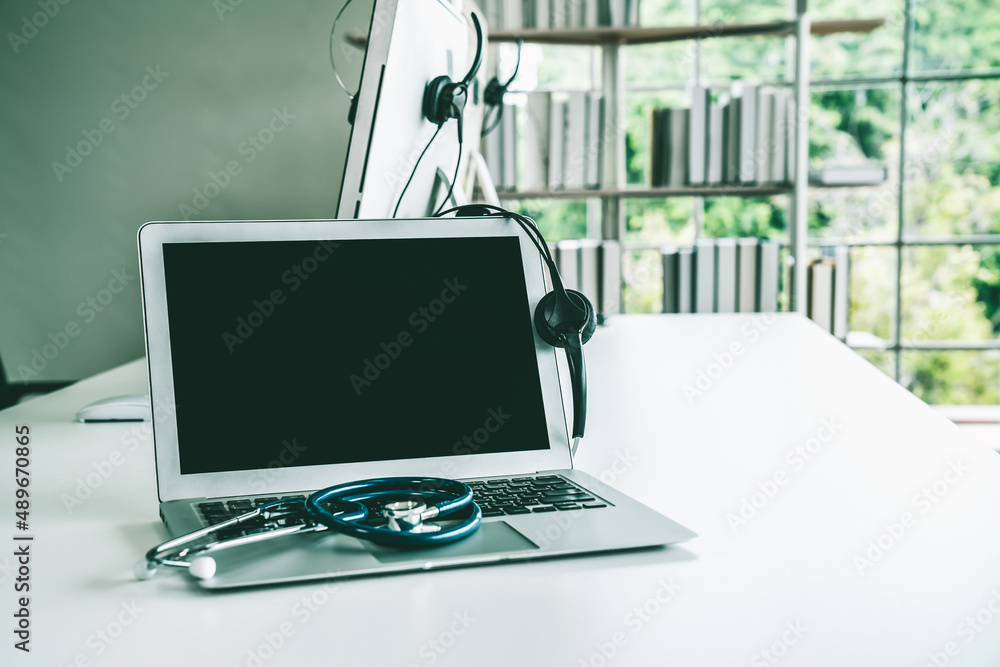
304,477,482,547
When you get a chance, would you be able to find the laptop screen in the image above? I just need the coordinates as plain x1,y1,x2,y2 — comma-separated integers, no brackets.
161,236,550,475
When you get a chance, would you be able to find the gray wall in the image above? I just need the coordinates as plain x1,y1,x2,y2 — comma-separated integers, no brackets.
0,0,366,383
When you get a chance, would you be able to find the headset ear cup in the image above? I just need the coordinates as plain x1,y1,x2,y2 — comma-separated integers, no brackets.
533,290,597,347
423,75,454,125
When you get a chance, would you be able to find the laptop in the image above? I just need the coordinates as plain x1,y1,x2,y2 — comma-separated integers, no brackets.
138,217,696,589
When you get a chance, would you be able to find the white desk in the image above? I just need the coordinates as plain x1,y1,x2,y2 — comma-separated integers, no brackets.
2,314,999,666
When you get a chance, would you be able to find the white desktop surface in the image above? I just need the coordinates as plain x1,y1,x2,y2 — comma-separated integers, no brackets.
1,314,999,666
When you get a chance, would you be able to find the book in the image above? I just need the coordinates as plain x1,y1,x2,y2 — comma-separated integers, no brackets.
715,238,737,313
688,86,710,186
770,89,789,183
785,93,796,182
501,103,517,191
578,239,601,310
693,239,715,313
504,0,522,29
736,238,759,312
667,107,689,187
661,245,679,313
755,87,774,184
738,83,757,183
808,258,835,333
584,93,604,189
556,240,580,291
599,240,621,316
707,100,726,184
758,240,780,313
650,107,667,187
823,245,850,340
523,92,551,192
808,165,888,186
676,246,693,313
483,108,504,189
724,95,741,184
548,99,567,190
564,91,588,190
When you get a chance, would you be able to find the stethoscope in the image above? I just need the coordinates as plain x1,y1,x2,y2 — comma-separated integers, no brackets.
135,477,481,581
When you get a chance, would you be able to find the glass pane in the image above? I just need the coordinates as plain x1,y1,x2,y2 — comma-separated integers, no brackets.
903,80,1000,236
625,43,694,88
811,28,903,80
700,37,787,83
700,0,784,25
903,350,1000,405
902,245,1000,342
507,45,599,93
811,0,903,21
640,0,695,27
624,198,696,243
913,1,1000,73
856,349,897,378
622,249,664,313
848,246,897,344
809,85,901,241
702,196,788,239
509,199,588,242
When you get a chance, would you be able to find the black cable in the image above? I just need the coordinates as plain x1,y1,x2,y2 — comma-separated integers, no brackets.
435,204,557,277
392,123,443,218
433,116,464,217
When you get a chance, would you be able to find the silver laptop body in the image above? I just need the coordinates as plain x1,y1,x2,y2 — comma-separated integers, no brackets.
138,217,695,589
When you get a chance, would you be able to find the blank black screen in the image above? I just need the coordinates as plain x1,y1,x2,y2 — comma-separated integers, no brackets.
162,236,550,475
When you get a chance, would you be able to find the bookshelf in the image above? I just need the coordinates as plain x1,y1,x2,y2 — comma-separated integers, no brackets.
485,6,886,313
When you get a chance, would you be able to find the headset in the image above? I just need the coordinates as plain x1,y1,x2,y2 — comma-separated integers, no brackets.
481,39,522,137
436,204,596,453
395,11,485,217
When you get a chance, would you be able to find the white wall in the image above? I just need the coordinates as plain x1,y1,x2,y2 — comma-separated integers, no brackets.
0,0,362,383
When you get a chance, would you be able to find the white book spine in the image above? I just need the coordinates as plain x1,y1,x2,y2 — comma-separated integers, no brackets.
484,113,504,189
667,107,689,187
715,238,737,313
736,238,759,312
755,87,773,184
693,239,716,313
785,94,796,182
707,101,725,185
556,240,581,291
688,86,709,186
584,94,604,189
578,239,601,309
564,91,588,190
771,89,788,183
537,0,550,29
504,0,522,29
548,100,567,190
758,240,780,313
502,103,517,191
738,84,757,183
524,92,551,192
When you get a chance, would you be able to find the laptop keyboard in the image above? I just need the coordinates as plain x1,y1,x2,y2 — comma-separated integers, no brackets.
194,474,610,534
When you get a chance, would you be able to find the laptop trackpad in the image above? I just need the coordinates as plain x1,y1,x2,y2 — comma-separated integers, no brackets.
367,520,537,564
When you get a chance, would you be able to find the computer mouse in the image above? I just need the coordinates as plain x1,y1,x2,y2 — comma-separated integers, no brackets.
75,394,152,422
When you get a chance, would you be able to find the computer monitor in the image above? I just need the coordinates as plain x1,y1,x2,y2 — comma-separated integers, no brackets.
336,0,487,219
